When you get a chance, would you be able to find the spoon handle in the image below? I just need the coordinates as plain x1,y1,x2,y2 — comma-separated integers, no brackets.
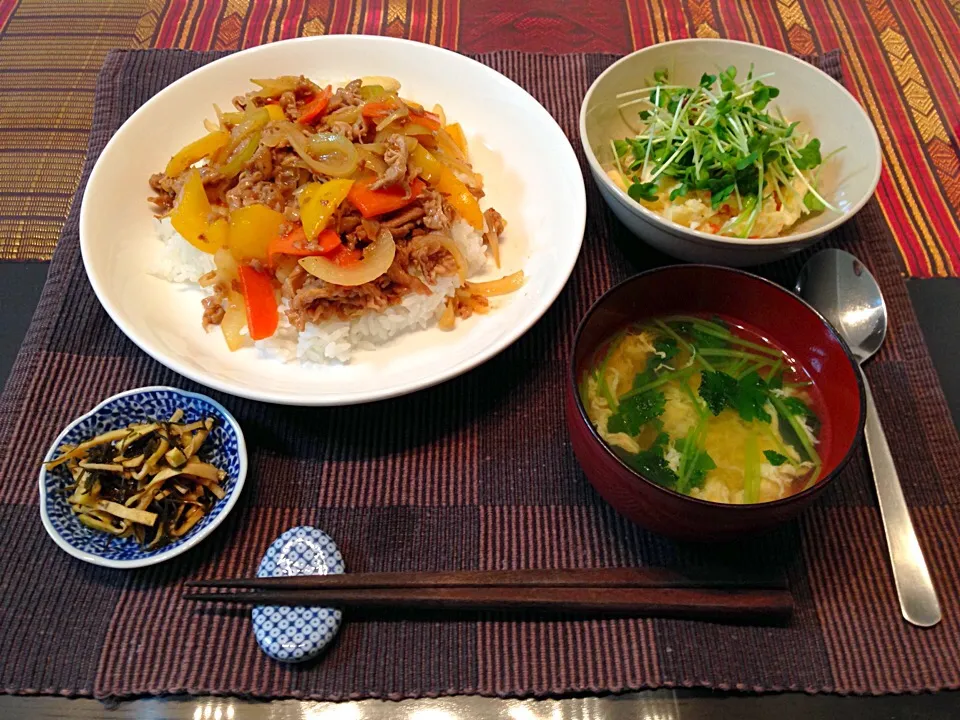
860,369,941,627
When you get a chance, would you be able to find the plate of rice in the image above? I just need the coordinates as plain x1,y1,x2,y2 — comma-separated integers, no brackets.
80,36,585,405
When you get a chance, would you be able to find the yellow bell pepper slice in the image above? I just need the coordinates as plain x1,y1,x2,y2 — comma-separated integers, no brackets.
410,145,483,230
169,169,218,253
165,131,230,177
299,179,354,241
410,145,445,184
444,123,468,153
228,204,287,261
436,168,483,230
265,104,286,122
205,217,229,249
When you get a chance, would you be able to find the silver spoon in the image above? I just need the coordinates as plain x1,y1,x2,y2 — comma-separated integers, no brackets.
796,248,941,627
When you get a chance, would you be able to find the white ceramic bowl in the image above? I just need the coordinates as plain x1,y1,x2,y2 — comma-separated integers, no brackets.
580,39,881,266
81,36,585,406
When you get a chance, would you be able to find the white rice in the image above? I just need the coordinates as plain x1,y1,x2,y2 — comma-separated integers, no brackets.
150,217,216,283
151,217,489,364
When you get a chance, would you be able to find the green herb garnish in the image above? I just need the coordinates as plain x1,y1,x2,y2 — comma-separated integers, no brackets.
764,450,788,466
697,369,772,423
607,390,666,436
698,370,738,415
781,396,814,418
612,66,838,237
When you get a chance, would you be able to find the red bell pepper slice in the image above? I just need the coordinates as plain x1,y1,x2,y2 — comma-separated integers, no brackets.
347,177,426,218
237,265,278,341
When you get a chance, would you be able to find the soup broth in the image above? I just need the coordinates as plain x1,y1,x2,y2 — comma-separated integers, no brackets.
581,315,822,504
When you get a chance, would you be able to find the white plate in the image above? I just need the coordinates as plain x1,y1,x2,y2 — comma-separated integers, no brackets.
81,36,586,406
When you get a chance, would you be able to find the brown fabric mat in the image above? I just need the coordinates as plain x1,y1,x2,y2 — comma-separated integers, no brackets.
1,50,959,702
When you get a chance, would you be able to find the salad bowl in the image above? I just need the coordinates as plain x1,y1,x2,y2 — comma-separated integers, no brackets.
580,39,881,266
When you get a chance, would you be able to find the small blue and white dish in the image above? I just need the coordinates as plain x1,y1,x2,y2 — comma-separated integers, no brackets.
253,527,345,663
38,386,247,569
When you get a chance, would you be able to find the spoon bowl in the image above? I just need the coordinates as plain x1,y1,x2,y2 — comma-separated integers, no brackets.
796,249,941,628
795,249,887,363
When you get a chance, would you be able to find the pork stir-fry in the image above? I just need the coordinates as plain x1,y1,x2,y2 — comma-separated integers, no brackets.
149,75,523,351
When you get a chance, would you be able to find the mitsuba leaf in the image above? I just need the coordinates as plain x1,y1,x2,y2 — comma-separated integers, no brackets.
686,448,716,489
654,336,680,364
698,370,738,416
764,450,788,466
781,396,814,419
607,390,666,436
733,371,772,423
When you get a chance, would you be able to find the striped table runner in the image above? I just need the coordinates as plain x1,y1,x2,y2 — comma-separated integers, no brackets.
0,1,958,275
0,49,957,702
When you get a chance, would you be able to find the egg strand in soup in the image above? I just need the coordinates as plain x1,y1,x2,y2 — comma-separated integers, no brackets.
581,315,822,504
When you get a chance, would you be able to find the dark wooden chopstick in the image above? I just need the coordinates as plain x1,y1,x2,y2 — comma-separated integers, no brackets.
182,569,793,624
184,567,787,591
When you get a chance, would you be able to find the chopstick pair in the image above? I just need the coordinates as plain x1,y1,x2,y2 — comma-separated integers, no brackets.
184,568,793,624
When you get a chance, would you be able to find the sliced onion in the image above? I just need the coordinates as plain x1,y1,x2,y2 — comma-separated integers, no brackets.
438,298,456,330
466,270,525,296
249,76,300,99
358,147,387,175
299,231,396,286
307,132,360,176
326,105,361,124
226,107,270,154
404,123,435,137
410,232,468,283
432,104,447,126
433,145,477,181
375,104,409,132
361,76,401,92
359,142,387,154
435,127,465,163
278,121,359,177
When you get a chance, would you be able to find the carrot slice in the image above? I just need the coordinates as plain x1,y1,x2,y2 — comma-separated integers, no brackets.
361,100,398,120
347,177,426,218
297,85,333,125
267,226,342,265
329,245,362,267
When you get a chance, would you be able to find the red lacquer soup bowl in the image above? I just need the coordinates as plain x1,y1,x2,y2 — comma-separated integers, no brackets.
565,265,865,542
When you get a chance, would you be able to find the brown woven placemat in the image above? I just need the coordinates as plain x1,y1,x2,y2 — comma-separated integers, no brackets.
0,50,958,702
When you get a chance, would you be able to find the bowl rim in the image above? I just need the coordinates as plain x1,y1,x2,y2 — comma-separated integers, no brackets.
578,38,883,249
569,264,867,510
79,34,587,407
38,386,248,569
